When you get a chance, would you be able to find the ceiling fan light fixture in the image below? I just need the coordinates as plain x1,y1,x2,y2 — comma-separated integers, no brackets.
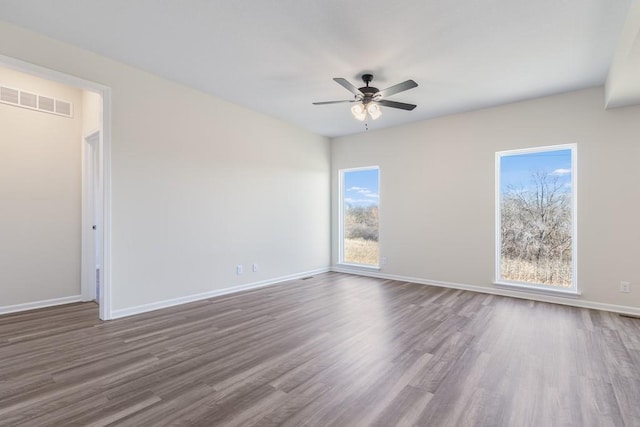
367,103,382,120
314,74,417,123
351,103,366,121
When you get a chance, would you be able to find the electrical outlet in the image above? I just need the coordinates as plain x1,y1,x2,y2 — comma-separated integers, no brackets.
380,257,387,266
236,265,243,275
252,263,259,273
620,281,630,293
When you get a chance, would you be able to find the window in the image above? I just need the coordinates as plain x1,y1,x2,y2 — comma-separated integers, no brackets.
495,145,577,292
339,167,380,267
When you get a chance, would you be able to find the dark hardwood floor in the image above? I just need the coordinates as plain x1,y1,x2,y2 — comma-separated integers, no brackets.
1,272,639,426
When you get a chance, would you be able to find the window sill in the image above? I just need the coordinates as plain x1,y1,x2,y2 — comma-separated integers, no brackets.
337,263,381,271
494,281,581,299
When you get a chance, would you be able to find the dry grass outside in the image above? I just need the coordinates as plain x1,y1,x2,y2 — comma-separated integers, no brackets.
344,238,379,266
501,257,572,287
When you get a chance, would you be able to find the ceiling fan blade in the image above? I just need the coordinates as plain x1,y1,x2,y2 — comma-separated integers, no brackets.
333,78,363,96
377,80,418,98
312,100,357,105
375,99,417,111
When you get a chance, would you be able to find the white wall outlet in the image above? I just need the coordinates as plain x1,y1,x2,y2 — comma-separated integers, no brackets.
252,263,259,272
620,281,630,293
380,257,387,266
236,265,243,275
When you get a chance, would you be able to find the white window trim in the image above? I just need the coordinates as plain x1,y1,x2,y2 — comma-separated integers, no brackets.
494,280,581,298
338,166,380,268
339,262,381,271
495,143,578,295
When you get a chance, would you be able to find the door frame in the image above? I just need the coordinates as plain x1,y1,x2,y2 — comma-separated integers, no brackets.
0,53,113,320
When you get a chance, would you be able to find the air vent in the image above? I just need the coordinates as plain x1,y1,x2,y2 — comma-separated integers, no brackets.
1,86,19,104
38,96,55,112
20,91,37,108
55,100,71,116
0,84,73,118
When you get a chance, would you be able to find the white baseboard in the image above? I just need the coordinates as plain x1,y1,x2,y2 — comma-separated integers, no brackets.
110,267,330,319
0,295,83,315
331,266,640,317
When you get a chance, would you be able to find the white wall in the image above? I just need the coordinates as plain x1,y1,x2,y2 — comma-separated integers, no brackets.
0,21,330,316
332,87,640,310
0,65,83,306
82,90,101,136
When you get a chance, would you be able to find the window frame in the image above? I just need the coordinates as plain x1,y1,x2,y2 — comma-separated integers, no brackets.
494,144,579,296
338,166,381,269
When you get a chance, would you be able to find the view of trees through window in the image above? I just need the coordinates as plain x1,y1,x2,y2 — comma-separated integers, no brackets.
498,146,575,288
342,167,379,266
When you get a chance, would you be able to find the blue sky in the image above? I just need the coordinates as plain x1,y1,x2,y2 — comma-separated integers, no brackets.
500,148,572,192
344,168,379,207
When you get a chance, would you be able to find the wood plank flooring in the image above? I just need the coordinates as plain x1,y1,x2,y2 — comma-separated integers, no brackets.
1,272,640,426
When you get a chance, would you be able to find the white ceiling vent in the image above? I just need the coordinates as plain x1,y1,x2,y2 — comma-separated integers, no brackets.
1,86,19,104
0,83,73,118
20,91,38,108
55,99,72,116
38,95,55,112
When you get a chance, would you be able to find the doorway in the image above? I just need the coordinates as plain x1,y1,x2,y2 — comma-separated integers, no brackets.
0,54,112,320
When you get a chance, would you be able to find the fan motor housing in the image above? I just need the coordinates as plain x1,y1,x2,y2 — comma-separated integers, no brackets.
359,87,379,104
359,73,379,102
359,86,379,95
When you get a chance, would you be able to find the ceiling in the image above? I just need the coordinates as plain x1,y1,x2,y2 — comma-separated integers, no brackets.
0,0,637,137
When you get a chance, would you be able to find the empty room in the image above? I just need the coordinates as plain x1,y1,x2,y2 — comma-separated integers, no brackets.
1,1,639,426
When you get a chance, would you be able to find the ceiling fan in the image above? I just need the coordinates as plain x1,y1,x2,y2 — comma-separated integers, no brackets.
313,74,418,121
